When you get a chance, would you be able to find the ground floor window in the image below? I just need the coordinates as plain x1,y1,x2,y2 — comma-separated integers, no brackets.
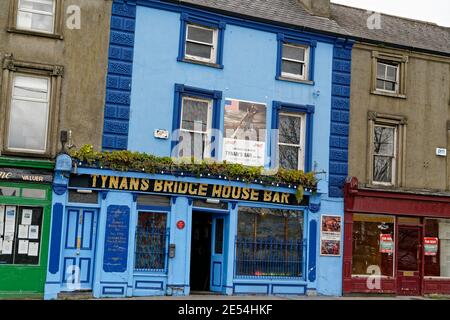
235,207,304,278
134,211,169,272
352,214,395,277
424,218,450,278
0,205,43,265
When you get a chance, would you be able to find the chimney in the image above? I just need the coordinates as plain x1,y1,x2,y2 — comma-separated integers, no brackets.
299,0,331,18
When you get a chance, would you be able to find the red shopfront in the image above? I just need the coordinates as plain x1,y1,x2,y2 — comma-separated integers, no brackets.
343,177,450,296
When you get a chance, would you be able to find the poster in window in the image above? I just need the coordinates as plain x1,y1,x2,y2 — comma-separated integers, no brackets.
320,215,342,256
424,237,439,256
222,99,266,167
380,234,394,254
4,206,16,234
0,205,4,236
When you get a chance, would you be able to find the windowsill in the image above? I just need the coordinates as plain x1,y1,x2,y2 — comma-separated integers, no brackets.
177,57,223,69
352,275,394,279
371,90,406,99
7,28,63,40
1,149,52,160
276,76,314,86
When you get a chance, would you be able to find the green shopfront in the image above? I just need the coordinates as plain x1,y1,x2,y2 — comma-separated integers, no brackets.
0,157,53,298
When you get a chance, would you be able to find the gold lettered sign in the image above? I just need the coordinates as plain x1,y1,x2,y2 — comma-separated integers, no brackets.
69,174,308,206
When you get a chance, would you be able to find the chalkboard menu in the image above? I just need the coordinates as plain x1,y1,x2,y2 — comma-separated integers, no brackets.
0,205,43,265
103,205,130,272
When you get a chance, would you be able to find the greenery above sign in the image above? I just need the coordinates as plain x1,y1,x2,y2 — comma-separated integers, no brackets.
69,145,318,202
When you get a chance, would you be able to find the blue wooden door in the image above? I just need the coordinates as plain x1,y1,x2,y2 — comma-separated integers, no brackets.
62,208,98,291
210,216,224,292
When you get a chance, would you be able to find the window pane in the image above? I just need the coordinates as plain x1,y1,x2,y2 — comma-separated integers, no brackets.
384,81,396,91
279,145,300,170
283,44,305,61
425,219,450,278
185,42,212,60
377,63,386,79
376,79,385,90
181,98,210,132
0,187,20,197
386,65,397,81
187,25,214,44
279,114,301,145
22,188,46,199
179,131,207,159
352,215,395,276
17,11,54,33
19,0,54,13
398,228,419,271
8,99,49,152
373,155,392,183
13,76,49,100
135,212,168,271
374,126,394,156
282,60,304,76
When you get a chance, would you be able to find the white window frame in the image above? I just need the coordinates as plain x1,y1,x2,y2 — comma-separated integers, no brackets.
179,96,213,159
184,23,218,64
7,73,51,154
372,124,397,186
376,61,400,94
278,112,306,171
281,43,309,81
16,0,56,34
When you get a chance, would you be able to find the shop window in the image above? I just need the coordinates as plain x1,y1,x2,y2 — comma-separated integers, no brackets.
424,219,450,278
371,51,408,98
352,214,395,277
0,205,43,265
22,188,46,199
134,211,169,272
367,112,407,187
1,57,64,157
235,207,304,278
0,186,20,197
8,0,64,38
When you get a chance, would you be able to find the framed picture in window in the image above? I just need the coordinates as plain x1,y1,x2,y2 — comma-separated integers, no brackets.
320,215,342,256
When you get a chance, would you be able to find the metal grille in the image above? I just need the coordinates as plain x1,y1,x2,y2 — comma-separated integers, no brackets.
134,226,170,272
235,238,305,279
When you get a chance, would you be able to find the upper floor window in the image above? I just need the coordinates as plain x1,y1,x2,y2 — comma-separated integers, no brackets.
276,34,316,84
281,43,309,81
16,0,56,34
371,51,408,98
178,15,225,68
278,112,306,170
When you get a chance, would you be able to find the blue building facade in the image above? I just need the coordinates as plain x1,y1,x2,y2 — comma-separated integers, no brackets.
44,0,352,299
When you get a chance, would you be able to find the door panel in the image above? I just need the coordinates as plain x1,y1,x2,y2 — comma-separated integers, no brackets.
397,226,422,296
62,208,98,291
210,217,224,292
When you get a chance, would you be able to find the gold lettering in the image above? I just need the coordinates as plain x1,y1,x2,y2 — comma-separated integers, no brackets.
250,190,259,201
129,178,140,191
188,183,198,195
198,184,208,196
154,180,163,192
119,177,128,190
222,186,231,198
101,175,108,188
178,182,188,194
212,185,222,197
140,179,149,191
109,176,119,189
231,187,241,199
264,191,272,202
272,192,281,203
241,188,250,200
163,181,174,193
281,193,289,204
91,175,99,188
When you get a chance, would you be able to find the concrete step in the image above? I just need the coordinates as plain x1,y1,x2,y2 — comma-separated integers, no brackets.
58,290,94,300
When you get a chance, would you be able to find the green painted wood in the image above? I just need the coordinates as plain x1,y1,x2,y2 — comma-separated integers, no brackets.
0,156,54,170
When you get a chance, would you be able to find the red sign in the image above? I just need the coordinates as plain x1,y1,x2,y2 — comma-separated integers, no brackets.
176,220,185,230
380,234,394,253
424,237,439,256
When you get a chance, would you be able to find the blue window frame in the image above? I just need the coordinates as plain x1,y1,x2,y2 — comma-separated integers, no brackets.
271,101,314,172
177,13,226,69
276,33,316,84
172,84,222,159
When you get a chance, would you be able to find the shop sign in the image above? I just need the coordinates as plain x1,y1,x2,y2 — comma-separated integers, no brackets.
380,234,394,254
0,167,53,184
320,215,342,256
69,174,309,206
176,220,185,230
103,205,130,273
424,237,439,256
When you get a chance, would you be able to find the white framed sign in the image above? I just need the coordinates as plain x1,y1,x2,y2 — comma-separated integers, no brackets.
320,214,342,256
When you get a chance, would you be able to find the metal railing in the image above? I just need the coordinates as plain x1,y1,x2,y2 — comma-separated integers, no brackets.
235,238,305,279
134,226,170,273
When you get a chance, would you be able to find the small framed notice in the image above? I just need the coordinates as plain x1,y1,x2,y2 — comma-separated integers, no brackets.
320,215,342,256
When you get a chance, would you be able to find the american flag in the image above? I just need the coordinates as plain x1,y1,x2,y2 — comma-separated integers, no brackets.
225,99,239,112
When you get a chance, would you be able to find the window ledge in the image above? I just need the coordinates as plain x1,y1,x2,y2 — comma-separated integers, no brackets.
276,76,314,86
177,57,223,69
371,90,406,99
1,150,52,160
7,28,63,40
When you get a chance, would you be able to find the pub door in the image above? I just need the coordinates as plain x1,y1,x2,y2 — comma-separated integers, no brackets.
397,226,422,296
61,208,98,291
210,216,225,292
